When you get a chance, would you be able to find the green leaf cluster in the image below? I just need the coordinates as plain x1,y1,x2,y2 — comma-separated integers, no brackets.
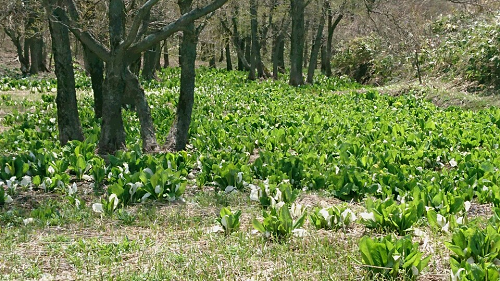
309,205,356,230
446,225,500,280
360,198,425,235
252,203,306,240
217,207,242,235
359,235,430,279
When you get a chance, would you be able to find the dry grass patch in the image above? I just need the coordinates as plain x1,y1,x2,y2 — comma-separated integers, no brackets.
1,187,486,280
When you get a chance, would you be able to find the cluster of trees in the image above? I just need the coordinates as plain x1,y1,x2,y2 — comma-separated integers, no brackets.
0,0,490,156
2,0,230,155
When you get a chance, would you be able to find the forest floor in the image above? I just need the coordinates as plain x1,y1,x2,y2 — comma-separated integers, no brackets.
1,84,493,281
0,179,462,281
0,49,497,280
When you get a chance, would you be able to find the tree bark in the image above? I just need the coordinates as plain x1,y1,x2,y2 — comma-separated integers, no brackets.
124,69,158,151
163,39,170,68
4,28,30,76
129,57,141,76
47,5,84,145
165,0,197,151
272,29,286,79
209,43,216,68
25,5,48,75
101,0,159,153
303,19,310,68
98,0,127,154
238,39,245,70
289,0,306,86
220,12,250,71
277,32,286,73
83,47,104,119
219,46,224,63
272,35,279,80
28,0,48,74
252,0,265,78
29,36,47,74
320,44,327,74
259,4,273,60
142,42,160,80
324,13,343,77
24,38,30,72
100,65,127,154
307,3,326,84
225,41,232,71
245,36,251,68
248,0,258,80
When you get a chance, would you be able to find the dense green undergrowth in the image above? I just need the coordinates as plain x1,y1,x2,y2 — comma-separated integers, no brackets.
0,70,91,93
1,67,500,279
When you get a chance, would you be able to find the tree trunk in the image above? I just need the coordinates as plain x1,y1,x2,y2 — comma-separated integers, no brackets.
245,36,251,67
237,39,245,70
303,19,310,68
100,65,127,154
4,28,30,76
26,32,48,75
225,41,232,71
47,6,84,145
220,11,249,71
199,42,208,61
83,47,104,119
272,34,279,80
178,35,183,66
24,38,30,72
209,43,216,68
155,48,161,71
320,44,327,74
129,57,141,76
219,46,224,63
124,70,158,152
73,37,80,61
98,0,127,154
163,39,170,68
165,0,197,151
271,31,286,77
256,49,265,78
307,3,326,84
25,2,47,75
277,32,285,73
29,36,47,74
289,0,306,86
142,42,160,80
414,49,423,85
325,13,343,77
261,0,278,60
248,0,258,80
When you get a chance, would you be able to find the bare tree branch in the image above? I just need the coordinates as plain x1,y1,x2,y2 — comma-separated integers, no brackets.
120,0,160,52
63,0,111,61
220,18,251,69
127,0,229,56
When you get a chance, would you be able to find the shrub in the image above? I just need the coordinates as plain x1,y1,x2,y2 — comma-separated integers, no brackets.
426,12,500,90
331,36,395,85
